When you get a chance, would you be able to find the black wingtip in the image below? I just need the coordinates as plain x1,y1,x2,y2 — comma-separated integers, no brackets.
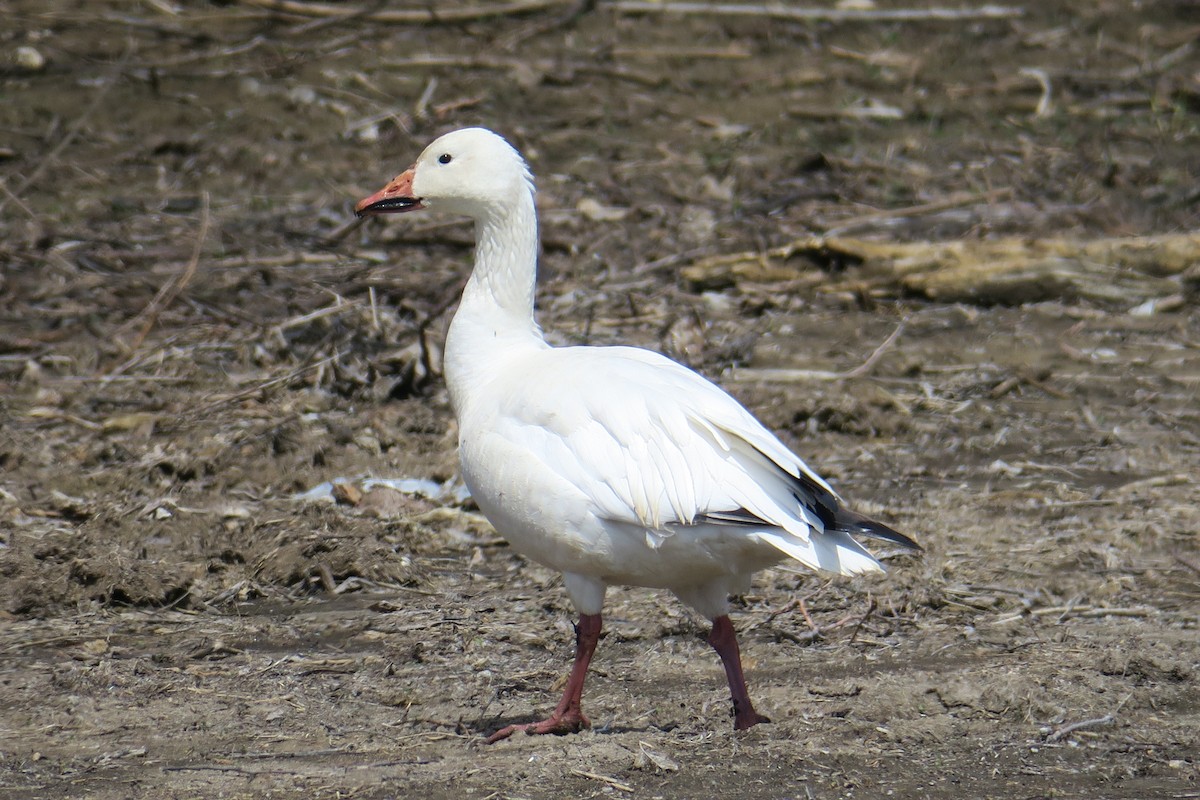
833,508,922,552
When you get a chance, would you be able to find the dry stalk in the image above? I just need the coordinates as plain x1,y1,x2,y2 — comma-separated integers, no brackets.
841,322,906,379
605,1,1024,22
0,178,35,219
377,54,661,88
317,563,338,594
798,597,819,633
414,278,470,382
1102,473,1190,497
319,215,367,247
109,191,211,372
194,351,347,417
790,101,905,121
1046,713,1115,742
569,769,635,792
498,0,597,50
848,595,877,645
239,0,568,23
1024,605,1157,619
126,36,268,70
824,187,1013,236
282,0,393,35
611,44,751,60
272,298,360,337
990,368,1069,400
414,76,439,120
1019,67,1054,117
727,321,904,383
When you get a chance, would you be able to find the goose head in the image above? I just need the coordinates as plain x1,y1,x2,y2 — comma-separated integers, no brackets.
355,127,533,222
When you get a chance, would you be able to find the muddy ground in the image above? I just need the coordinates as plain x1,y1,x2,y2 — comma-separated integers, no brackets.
1,1,1198,798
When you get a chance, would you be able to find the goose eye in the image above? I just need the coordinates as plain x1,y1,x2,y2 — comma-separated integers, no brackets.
438,153,453,164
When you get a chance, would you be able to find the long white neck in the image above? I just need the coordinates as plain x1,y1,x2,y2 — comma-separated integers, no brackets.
443,186,547,417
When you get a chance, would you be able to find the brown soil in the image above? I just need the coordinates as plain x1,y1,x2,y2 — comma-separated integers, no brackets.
2,2,1198,798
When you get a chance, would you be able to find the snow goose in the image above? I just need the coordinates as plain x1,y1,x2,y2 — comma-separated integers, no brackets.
355,127,919,742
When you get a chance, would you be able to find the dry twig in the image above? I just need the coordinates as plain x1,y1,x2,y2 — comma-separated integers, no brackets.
570,769,634,792
240,0,568,23
109,191,211,370
605,1,1024,22
727,321,904,383
824,188,1014,236
377,54,662,87
272,298,360,337
320,215,367,247
848,595,877,645
126,36,268,70
499,0,596,50
1032,605,1156,619
1175,555,1200,578
412,278,470,383
1046,713,1115,742
194,351,347,416
841,322,906,379
1102,473,1191,497
0,178,35,219
798,598,819,633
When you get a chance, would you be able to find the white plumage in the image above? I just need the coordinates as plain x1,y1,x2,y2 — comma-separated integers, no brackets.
356,127,919,741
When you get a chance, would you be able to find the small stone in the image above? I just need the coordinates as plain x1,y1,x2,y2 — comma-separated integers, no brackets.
81,639,109,655
331,482,363,506
16,46,46,72
576,198,628,222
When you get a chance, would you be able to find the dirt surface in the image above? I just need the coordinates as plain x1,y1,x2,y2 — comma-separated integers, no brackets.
2,1,1199,798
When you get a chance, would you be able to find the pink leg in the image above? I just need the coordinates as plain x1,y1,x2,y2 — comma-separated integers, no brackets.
708,615,770,730
486,613,603,743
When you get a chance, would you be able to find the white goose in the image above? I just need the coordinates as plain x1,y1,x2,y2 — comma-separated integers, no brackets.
355,128,919,742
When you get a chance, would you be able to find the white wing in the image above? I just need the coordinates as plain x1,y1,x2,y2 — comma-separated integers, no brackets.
484,345,884,576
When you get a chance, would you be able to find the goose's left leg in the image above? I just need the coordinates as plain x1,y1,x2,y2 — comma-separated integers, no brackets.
708,615,770,730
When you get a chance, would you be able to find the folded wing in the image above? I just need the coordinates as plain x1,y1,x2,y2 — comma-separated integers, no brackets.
492,346,918,576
